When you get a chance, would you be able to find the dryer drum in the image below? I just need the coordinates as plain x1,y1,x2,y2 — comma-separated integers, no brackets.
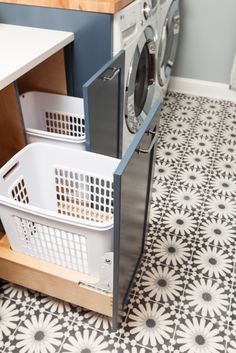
134,44,149,118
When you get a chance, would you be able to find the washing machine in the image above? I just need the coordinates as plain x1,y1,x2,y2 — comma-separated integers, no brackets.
156,0,180,99
113,0,159,155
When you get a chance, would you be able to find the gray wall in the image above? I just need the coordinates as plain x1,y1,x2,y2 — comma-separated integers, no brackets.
173,0,236,83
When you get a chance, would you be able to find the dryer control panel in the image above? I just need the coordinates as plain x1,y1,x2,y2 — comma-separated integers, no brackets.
113,0,153,54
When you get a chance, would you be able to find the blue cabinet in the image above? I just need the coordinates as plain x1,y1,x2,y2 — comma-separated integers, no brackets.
0,3,112,97
83,51,125,158
0,3,162,329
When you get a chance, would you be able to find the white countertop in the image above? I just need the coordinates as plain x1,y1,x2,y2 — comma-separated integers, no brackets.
0,24,74,90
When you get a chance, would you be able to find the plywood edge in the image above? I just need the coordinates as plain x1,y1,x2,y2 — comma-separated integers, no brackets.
17,49,67,95
0,235,113,316
0,0,133,13
0,83,26,167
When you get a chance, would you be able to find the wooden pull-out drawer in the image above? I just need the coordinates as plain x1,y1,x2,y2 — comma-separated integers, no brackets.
0,235,112,317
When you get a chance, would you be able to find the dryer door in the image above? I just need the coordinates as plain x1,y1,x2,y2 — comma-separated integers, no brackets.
125,26,156,135
158,0,180,87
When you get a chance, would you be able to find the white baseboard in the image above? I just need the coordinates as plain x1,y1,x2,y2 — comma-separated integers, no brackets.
169,76,236,102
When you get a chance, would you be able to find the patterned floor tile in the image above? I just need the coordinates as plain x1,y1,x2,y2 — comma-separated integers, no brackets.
188,241,235,283
200,97,226,115
188,136,217,155
176,95,202,112
224,328,236,353
0,281,38,306
60,324,118,353
157,207,200,237
213,156,236,178
33,294,81,322
154,160,178,185
196,215,236,249
228,284,236,328
172,314,228,353
203,192,236,221
192,122,219,138
159,131,189,150
3,307,67,353
208,174,236,197
168,185,206,211
151,177,172,206
182,150,214,169
156,145,184,165
132,262,188,307
174,166,212,190
146,232,196,272
179,274,231,325
119,297,177,352
0,298,28,352
1,91,236,353
195,110,222,127
114,341,153,353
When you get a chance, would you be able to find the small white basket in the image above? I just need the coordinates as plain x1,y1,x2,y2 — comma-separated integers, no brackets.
20,91,86,150
0,143,120,277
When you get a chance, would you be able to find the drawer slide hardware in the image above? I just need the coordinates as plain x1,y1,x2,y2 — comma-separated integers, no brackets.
80,252,113,293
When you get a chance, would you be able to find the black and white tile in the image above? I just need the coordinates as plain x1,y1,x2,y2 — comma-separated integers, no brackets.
1,91,236,352
173,314,227,353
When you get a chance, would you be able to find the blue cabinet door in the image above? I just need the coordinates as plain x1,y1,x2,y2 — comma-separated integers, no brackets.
83,51,125,158
113,100,162,329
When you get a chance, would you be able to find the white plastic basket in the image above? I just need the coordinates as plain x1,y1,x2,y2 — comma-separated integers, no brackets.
20,91,86,150
0,143,120,277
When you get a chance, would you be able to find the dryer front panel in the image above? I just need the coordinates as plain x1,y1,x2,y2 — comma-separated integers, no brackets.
158,0,180,87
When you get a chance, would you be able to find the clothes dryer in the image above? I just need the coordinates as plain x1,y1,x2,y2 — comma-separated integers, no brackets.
113,0,159,155
157,0,180,98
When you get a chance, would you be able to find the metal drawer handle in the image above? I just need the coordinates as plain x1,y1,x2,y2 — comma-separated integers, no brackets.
137,130,158,154
101,67,120,81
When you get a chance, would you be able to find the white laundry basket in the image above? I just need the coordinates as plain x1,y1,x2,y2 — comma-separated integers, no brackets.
0,143,120,277
20,91,86,150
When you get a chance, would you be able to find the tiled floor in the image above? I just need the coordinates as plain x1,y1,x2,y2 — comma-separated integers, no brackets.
1,91,236,353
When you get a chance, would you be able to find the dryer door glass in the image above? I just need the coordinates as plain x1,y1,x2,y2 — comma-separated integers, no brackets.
126,27,156,134
134,43,149,117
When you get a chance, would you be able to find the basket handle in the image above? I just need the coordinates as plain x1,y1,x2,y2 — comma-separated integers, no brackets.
3,162,19,180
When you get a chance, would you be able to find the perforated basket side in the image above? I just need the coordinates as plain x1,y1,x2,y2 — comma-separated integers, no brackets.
54,165,114,224
20,91,86,144
45,110,85,138
14,216,89,273
10,177,29,204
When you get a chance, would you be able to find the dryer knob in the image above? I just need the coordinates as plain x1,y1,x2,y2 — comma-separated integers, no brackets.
143,2,151,20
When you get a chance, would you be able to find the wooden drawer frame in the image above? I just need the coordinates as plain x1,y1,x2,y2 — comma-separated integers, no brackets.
0,235,112,317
